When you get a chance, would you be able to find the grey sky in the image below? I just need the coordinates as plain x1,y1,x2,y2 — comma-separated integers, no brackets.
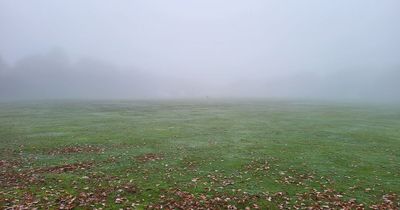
0,0,399,101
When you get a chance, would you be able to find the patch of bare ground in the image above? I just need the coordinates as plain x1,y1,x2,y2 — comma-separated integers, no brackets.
135,153,163,163
48,145,104,155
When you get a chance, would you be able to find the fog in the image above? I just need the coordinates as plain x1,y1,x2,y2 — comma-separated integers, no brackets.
1,1,399,102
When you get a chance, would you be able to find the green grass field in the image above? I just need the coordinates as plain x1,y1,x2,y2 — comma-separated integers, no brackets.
0,100,399,209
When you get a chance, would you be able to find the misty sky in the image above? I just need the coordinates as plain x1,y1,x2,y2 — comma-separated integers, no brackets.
0,0,399,101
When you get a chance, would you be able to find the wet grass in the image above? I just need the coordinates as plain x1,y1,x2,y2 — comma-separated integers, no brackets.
0,99,399,209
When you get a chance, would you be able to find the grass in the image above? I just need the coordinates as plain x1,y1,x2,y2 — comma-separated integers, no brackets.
0,99,399,209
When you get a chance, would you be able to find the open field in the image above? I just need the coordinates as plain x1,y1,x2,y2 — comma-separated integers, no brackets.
0,100,399,209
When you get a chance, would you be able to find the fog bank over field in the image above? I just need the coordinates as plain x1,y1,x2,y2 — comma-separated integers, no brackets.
0,1,399,102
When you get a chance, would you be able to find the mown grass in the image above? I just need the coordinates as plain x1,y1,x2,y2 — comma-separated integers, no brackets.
0,99,399,209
